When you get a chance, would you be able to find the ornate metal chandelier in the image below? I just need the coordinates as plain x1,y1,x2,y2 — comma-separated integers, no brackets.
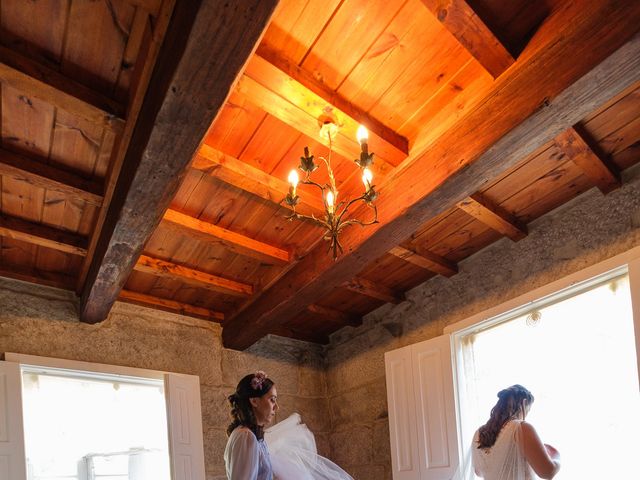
285,115,379,259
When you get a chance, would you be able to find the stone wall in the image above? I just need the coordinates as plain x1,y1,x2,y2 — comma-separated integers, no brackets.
0,280,329,480
3,168,640,480
324,165,640,480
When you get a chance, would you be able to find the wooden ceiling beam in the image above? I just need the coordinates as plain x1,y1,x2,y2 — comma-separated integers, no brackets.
456,193,527,241
343,277,405,305
222,3,640,349
134,255,253,297
163,208,291,265
192,144,325,217
79,0,279,324
76,0,175,294
0,213,88,256
389,246,458,277
118,289,224,322
125,0,162,16
306,303,362,327
0,45,125,133
555,126,621,194
420,0,515,78
270,325,330,345
0,265,75,291
249,51,409,163
0,148,104,206
236,66,399,178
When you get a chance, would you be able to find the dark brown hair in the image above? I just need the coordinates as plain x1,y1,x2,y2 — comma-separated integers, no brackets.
226,372,275,440
477,384,534,449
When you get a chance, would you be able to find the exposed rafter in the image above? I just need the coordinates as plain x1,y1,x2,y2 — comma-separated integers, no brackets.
118,289,224,322
0,213,88,256
134,255,253,297
456,193,527,241
222,4,640,349
0,265,75,291
0,148,104,206
237,59,400,178
420,0,515,78
306,304,362,327
0,46,125,132
191,144,325,217
163,209,291,265
270,325,330,345
79,0,279,324
389,246,458,277
343,277,405,305
76,0,176,293
126,0,162,16
250,50,409,163
555,126,621,194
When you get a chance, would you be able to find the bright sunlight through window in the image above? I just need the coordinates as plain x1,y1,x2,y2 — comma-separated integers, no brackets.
455,270,640,479
21,368,171,480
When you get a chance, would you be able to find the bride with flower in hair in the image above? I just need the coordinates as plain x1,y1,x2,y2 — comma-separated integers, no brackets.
224,370,353,480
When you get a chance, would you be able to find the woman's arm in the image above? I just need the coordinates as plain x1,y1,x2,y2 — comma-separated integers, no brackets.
519,422,561,479
226,428,260,480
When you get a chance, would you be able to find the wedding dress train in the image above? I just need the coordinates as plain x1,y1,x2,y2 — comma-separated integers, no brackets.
265,413,354,480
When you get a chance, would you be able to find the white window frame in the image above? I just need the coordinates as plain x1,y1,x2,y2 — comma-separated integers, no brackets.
3,353,206,480
444,244,640,385
444,244,640,472
384,245,640,479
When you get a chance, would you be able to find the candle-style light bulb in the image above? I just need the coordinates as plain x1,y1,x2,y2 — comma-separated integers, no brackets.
288,170,299,196
362,168,373,192
356,125,368,144
326,190,335,214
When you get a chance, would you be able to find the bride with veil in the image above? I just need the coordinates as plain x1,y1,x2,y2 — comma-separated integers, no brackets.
455,385,561,480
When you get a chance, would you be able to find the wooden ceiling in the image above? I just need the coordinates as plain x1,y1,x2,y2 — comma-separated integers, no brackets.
0,0,639,349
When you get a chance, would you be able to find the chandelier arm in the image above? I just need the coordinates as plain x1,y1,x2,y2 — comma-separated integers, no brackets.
322,132,338,194
336,205,379,231
285,211,331,230
301,178,326,193
335,195,367,225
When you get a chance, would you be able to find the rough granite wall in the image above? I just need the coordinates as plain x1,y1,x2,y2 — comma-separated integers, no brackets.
324,164,640,480
3,166,640,480
0,282,329,480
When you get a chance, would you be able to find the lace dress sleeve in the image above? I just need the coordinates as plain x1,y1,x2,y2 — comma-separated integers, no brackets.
225,427,260,480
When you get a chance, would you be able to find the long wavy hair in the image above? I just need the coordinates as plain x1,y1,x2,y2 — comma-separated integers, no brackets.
226,372,275,440
477,384,534,449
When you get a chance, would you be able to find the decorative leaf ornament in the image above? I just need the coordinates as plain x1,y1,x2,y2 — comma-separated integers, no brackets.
299,147,318,174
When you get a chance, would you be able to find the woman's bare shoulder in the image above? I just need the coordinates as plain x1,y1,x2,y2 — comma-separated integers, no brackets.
519,421,538,435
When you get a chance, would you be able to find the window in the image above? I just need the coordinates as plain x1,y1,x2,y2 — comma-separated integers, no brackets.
22,366,171,480
384,247,640,480
453,269,639,478
0,354,206,480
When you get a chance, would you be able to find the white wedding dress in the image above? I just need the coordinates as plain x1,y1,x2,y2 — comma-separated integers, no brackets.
464,420,537,480
265,413,354,480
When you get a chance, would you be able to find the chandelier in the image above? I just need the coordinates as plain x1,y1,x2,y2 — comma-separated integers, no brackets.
285,114,379,259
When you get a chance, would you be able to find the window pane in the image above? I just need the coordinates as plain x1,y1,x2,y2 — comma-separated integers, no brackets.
22,369,171,480
456,273,640,479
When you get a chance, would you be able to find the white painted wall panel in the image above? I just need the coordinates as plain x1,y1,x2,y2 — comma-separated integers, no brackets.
165,373,205,480
0,361,27,480
411,335,459,480
385,346,420,480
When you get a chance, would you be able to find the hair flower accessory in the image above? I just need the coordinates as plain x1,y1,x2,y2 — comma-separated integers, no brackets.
250,371,268,390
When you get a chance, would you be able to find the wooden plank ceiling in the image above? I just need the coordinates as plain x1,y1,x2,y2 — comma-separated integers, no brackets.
0,0,639,348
